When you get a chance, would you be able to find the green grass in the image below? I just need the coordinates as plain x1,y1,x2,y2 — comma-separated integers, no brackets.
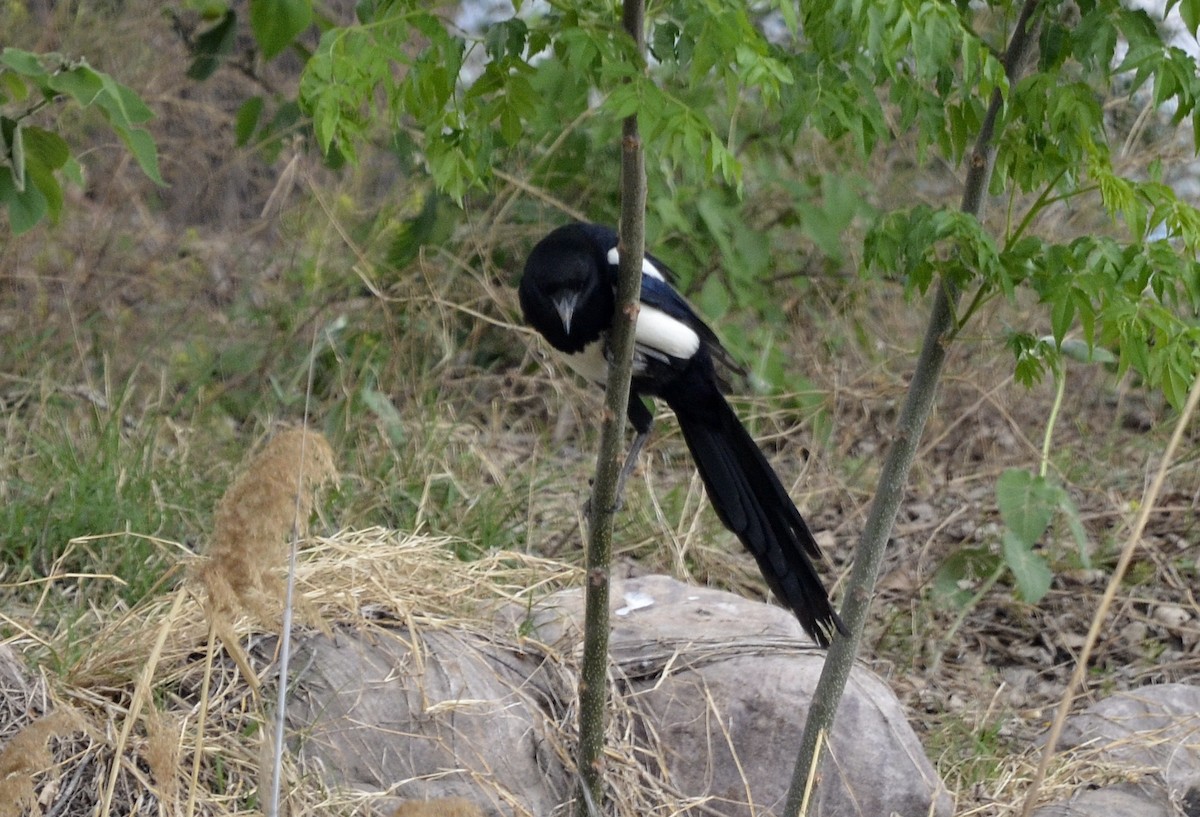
927,711,1016,793
0,381,217,606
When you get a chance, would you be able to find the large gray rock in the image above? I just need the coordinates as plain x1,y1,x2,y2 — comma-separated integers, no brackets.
521,574,954,817
1033,683,1200,817
1030,780,1176,817
284,574,953,817
1056,683,1200,790
285,627,568,816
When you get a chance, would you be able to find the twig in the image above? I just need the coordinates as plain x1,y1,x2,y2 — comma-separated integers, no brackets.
1017,369,1200,817
265,322,322,817
185,625,218,817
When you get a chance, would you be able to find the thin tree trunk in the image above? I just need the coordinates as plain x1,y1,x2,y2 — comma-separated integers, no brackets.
784,2,1043,813
574,0,646,812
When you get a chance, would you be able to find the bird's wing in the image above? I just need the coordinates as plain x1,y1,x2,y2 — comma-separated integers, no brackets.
639,274,747,386
602,234,748,386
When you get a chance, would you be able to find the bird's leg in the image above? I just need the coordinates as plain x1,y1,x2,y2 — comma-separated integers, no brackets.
585,396,654,518
613,428,650,511
610,395,655,512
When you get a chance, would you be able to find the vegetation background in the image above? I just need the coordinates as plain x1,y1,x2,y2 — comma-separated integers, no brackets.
1,0,1199,811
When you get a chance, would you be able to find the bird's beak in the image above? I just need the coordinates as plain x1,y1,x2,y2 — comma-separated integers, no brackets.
553,292,579,334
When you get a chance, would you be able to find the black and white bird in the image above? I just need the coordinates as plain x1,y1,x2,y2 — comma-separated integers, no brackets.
519,222,846,646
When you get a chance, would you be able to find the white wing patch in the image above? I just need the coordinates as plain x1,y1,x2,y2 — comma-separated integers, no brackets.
606,247,667,282
557,305,700,386
636,305,700,359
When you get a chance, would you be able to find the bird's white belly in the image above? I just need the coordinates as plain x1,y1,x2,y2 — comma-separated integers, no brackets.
559,340,610,385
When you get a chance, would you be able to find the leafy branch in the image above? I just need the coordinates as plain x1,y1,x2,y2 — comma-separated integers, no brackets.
0,48,163,235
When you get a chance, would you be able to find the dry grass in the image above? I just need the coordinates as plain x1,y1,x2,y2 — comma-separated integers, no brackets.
391,799,487,817
0,529,1154,817
0,709,88,817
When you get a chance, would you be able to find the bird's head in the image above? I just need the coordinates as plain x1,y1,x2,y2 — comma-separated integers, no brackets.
519,224,615,353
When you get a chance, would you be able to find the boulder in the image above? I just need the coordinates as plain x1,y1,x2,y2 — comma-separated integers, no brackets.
1030,779,1176,817
285,626,568,817
1055,683,1200,790
286,574,953,817
1033,683,1200,817
518,574,955,817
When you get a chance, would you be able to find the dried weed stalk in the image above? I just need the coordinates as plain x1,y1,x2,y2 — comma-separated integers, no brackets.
198,427,337,627
144,707,183,811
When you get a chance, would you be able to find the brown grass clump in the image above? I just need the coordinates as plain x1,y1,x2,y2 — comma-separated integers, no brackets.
198,427,338,626
0,709,86,817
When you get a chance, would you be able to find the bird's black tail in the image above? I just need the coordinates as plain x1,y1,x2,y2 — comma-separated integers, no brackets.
669,389,847,646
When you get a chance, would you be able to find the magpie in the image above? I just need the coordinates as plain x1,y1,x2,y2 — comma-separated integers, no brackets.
519,222,847,646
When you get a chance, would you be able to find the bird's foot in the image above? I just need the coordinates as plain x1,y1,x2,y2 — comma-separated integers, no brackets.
581,431,647,520
582,480,626,519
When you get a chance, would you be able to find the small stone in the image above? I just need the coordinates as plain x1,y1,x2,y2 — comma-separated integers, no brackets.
1153,604,1191,630
906,501,936,523
1120,621,1149,645
1061,568,1106,586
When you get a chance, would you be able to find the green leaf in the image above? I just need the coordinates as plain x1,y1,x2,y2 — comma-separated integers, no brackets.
1058,492,1092,569
1182,0,1200,37
250,0,312,61
1,117,25,192
425,134,472,203
24,152,63,223
96,74,154,127
46,64,104,107
932,546,1001,608
996,469,1058,546
0,48,49,81
484,18,528,61
1,70,30,103
361,386,405,447
604,83,641,119
1002,530,1053,603
234,96,265,146
20,126,69,170
19,126,69,221
0,164,47,234
61,155,84,186
386,192,458,269
698,275,732,321
117,127,165,186
1049,289,1075,344
187,9,238,81
650,21,680,62
1038,22,1070,71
